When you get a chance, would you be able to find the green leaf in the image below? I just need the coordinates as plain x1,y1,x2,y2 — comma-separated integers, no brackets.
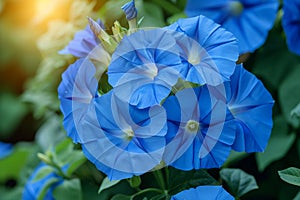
52,178,82,200
256,116,296,171
98,177,121,194
253,28,300,92
65,151,86,177
167,12,187,25
0,142,36,181
293,191,300,200
0,92,28,137
224,151,249,167
291,102,300,123
220,168,258,197
137,1,165,27
37,177,60,200
97,178,135,200
111,194,131,200
35,114,66,152
128,176,141,188
279,66,300,128
32,165,55,182
278,167,300,186
168,167,218,195
0,186,24,200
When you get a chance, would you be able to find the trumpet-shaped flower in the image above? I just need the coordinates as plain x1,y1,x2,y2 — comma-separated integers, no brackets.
167,16,238,86
162,86,236,170
282,0,300,55
171,185,234,200
225,65,274,152
185,0,278,53
58,58,168,180
107,28,188,109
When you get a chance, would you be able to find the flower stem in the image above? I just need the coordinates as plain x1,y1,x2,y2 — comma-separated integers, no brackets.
153,169,166,191
130,188,163,200
164,167,170,189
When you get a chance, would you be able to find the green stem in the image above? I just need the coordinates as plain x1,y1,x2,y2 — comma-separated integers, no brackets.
152,0,181,15
130,188,163,200
153,170,166,191
164,167,170,189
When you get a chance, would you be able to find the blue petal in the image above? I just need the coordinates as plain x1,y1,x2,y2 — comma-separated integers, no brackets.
59,20,103,58
171,185,234,200
282,0,300,55
58,58,99,143
226,64,274,152
184,0,278,53
0,142,13,159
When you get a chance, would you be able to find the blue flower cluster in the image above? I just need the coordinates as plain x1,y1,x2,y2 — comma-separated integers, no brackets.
57,0,274,182
58,1,277,180
58,13,274,184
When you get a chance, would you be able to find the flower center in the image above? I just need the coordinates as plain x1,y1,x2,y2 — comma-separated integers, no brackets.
145,63,158,80
185,120,200,133
124,128,134,141
188,52,201,66
228,1,244,16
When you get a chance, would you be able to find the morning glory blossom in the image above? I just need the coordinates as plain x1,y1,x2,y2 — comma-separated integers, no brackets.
107,28,188,109
185,0,279,53
282,0,300,55
23,163,64,200
162,86,236,170
225,64,274,152
58,58,168,180
59,20,107,62
167,16,239,86
58,58,99,143
171,185,234,200
0,142,13,159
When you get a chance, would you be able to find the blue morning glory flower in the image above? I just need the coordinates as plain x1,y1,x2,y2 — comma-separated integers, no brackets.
23,163,64,200
226,64,274,152
282,0,300,55
59,20,106,62
185,0,279,53
162,86,236,170
122,0,137,20
0,142,13,159
58,58,99,143
58,58,168,180
107,28,188,109
171,185,234,200
167,16,239,86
